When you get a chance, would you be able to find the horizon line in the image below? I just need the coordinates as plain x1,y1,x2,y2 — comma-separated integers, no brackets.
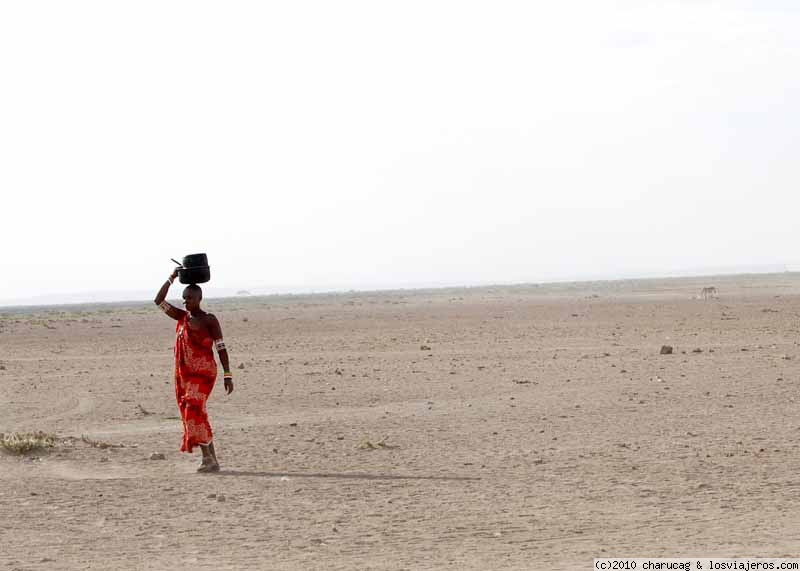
1,266,796,311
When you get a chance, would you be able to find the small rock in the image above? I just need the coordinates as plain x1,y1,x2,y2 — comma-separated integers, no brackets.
0,365,6,370
237,363,245,369
149,452,166,460
207,493,217,499
660,345,673,355
692,348,703,353
216,494,226,502
99,457,109,463
420,345,431,351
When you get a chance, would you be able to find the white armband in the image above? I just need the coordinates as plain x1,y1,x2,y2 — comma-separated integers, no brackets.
215,339,226,351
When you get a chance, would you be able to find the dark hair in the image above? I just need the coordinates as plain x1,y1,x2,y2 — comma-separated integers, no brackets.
183,284,203,298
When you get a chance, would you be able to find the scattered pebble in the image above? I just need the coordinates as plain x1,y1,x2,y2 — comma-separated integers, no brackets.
660,345,673,355
149,452,165,460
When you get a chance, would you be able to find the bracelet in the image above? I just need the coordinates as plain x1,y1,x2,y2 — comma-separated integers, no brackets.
223,371,232,378
167,276,174,284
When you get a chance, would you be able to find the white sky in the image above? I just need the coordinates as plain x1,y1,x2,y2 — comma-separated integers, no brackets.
2,1,799,303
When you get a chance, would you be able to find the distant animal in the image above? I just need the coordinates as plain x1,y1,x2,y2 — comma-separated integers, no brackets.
700,286,718,300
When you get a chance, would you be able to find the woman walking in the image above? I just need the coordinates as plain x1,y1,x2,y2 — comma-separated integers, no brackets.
154,268,234,472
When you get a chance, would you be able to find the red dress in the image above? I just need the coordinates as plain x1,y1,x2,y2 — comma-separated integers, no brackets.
174,313,218,452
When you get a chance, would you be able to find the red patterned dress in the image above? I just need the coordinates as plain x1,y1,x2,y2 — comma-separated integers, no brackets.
173,313,218,452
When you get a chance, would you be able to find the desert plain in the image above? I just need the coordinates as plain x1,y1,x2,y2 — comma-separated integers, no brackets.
2,273,800,570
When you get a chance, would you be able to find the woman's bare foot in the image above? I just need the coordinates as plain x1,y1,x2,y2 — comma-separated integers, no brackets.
197,457,220,473
197,443,220,473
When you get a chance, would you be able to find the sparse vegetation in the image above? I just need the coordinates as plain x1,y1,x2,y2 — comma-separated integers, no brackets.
356,436,396,450
0,431,58,454
80,435,126,449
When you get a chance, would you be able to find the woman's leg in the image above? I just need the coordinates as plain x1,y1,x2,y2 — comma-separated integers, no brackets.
198,443,219,472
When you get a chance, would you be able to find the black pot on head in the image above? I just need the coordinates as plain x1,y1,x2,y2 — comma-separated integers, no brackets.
178,253,211,284
182,253,208,268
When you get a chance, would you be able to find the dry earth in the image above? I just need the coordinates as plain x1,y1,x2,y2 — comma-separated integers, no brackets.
2,274,800,570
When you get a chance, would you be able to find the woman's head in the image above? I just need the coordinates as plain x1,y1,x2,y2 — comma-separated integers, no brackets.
182,284,203,312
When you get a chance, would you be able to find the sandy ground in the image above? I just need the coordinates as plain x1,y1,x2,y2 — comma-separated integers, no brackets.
3,274,800,570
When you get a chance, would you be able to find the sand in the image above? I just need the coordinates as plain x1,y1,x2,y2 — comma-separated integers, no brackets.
2,273,800,570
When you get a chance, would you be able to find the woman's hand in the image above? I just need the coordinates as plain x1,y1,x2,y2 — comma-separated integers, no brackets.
170,267,179,281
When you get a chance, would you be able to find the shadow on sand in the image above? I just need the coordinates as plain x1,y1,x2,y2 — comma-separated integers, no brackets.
216,470,481,482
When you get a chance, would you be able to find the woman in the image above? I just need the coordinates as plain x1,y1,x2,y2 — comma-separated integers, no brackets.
154,268,234,472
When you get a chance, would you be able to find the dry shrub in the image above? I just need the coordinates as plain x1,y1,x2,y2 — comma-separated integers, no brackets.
0,431,58,455
80,435,125,449
356,436,396,450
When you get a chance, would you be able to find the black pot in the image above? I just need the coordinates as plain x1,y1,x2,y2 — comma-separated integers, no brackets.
175,253,211,284
182,253,208,268
178,265,211,285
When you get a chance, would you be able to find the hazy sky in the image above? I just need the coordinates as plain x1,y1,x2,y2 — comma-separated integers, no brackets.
2,1,799,303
